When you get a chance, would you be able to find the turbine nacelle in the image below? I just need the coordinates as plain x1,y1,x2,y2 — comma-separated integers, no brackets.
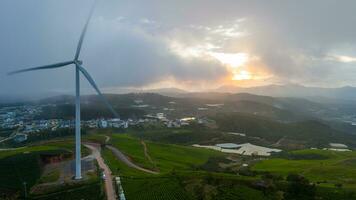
75,60,83,65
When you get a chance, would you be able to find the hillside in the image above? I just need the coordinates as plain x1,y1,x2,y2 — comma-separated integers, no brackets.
33,93,313,122
99,132,356,200
213,113,356,148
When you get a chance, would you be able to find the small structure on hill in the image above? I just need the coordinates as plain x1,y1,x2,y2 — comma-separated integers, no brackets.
193,143,282,156
216,143,239,149
329,143,348,148
324,143,351,152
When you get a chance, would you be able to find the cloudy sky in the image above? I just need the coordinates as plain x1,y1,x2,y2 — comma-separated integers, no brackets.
1,0,356,96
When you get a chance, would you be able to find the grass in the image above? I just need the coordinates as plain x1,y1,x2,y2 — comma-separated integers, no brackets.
101,148,149,177
147,142,221,172
38,170,60,184
30,181,105,200
12,132,353,200
108,134,222,173
109,134,155,170
83,133,108,144
104,133,293,199
121,177,194,200
131,128,222,145
216,185,274,200
0,152,42,191
0,139,89,199
0,145,69,191
101,133,232,199
252,149,356,188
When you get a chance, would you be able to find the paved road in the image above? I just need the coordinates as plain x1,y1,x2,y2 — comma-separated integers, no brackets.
106,145,159,174
104,135,110,143
84,143,117,200
0,133,16,143
0,147,25,151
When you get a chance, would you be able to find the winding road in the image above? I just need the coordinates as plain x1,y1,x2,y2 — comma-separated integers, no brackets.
106,145,159,174
84,143,117,200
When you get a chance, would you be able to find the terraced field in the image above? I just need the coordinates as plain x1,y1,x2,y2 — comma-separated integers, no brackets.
100,133,356,199
121,177,193,200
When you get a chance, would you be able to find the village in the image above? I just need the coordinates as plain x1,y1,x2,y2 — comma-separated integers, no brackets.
0,104,204,143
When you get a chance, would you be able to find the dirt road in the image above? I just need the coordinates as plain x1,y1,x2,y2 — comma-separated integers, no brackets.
141,140,159,172
84,143,117,200
106,145,159,174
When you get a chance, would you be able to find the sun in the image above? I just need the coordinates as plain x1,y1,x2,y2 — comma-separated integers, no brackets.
209,52,253,81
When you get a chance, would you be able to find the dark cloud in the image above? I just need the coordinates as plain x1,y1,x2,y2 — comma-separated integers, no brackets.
1,0,356,97
83,17,228,87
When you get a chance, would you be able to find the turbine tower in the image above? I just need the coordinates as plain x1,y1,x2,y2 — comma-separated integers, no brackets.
8,0,119,179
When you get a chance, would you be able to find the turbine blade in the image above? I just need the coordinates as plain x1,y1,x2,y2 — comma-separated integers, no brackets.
74,0,98,60
8,61,74,75
78,65,120,118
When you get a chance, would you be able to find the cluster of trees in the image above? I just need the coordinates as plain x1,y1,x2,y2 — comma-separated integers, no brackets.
285,174,316,200
0,127,14,137
181,172,317,200
213,112,356,147
7,128,87,147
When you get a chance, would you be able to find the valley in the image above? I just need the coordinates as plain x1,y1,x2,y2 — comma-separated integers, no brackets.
1,92,356,199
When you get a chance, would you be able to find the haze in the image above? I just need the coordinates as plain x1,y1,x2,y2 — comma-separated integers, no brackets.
1,0,356,97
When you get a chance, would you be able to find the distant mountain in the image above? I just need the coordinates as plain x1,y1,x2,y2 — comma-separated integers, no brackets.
104,87,188,96
143,87,188,96
28,91,356,131
38,95,74,104
0,96,24,104
214,84,356,101
0,94,42,104
133,84,356,102
34,93,306,121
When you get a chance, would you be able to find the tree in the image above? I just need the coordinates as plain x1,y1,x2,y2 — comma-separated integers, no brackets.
285,174,316,200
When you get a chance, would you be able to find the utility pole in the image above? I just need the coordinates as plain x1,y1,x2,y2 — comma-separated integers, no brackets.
23,181,27,199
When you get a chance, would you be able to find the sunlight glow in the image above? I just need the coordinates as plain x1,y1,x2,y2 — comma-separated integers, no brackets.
170,41,220,59
232,70,252,80
337,55,356,63
210,52,248,68
169,40,254,82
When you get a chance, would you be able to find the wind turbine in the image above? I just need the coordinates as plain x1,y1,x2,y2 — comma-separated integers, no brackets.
8,0,119,179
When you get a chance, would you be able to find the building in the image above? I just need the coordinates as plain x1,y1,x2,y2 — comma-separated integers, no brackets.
216,143,240,149
13,133,28,143
99,119,108,128
123,121,129,129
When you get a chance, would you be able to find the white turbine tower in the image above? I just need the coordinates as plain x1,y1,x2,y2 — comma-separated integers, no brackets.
8,0,119,179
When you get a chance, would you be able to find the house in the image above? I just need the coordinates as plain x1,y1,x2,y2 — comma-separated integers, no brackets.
166,120,181,128
99,120,108,128
156,113,166,120
123,121,129,129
